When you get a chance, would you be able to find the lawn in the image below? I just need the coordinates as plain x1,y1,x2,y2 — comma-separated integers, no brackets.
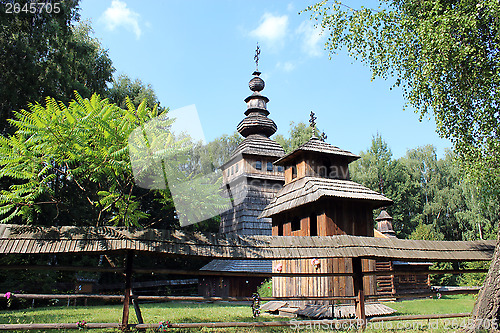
0,295,478,332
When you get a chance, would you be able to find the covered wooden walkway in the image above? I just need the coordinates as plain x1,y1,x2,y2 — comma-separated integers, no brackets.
0,224,495,261
0,224,496,330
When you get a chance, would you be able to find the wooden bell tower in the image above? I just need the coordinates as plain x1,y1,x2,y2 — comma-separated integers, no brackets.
260,114,393,307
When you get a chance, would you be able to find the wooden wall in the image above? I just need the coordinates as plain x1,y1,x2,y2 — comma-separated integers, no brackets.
271,199,377,305
375,261,431,297
283,153,350,183
220,154,284,236
393,265,431,294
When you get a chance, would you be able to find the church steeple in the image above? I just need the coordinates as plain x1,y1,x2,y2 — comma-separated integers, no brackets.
218,46,285,236
236,47,277,138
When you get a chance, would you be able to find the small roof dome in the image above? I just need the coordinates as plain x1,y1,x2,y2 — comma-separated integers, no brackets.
375,210,393,221
249,73,265,92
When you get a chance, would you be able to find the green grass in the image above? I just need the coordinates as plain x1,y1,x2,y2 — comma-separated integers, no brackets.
382,294,476,316
0,295,478,332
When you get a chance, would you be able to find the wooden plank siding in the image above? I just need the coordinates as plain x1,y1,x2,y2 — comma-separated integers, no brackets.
271,200,377,306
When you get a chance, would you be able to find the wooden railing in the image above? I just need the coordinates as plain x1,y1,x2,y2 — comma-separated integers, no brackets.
0,255,488,331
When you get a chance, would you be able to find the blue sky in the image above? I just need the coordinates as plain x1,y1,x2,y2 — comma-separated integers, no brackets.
79,0,452,159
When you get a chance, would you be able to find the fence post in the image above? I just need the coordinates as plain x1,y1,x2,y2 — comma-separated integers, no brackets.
352,257,366,329
121,250,134,331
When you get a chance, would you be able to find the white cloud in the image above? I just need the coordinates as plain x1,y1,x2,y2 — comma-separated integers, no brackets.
296,21,325,57
101,0,142,39
250,13,288,48
276,61,296,72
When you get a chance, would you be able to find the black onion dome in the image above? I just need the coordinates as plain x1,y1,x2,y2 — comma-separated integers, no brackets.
249,76,265,92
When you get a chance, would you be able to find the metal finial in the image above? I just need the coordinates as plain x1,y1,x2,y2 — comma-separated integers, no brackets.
320,131,327,142
309,111,317,129
254,43,261,70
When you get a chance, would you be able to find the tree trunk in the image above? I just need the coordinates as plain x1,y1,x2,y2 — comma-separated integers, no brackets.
467,230,500,332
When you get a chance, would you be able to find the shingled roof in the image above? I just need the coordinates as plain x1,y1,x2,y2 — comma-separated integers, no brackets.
224,134,285,165
274,137,360,166
200,259,271,273
259,176,393,218
0,224,495,262
237,115,277,137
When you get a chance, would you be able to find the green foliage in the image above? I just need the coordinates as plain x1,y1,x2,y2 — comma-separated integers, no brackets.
107,74,165,113
0,93,175,227
305,0,500,236
409,223,444,241
306,0,500,153
0,1,114,134
350,134,421,237
458,261,490,287
428,262,457,286
350,135,498,241
186,132,242,175
409,224,453,285
257,279,272,297
275,121,323,153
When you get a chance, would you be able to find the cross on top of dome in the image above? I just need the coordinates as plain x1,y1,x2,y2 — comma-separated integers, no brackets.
254,43,260,71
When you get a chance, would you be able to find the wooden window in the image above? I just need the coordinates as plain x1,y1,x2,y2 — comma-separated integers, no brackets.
235,163,238,173
400,274,416,283
267,162,273,171
310,214,318,236
291,165,297,179
231,166,234,175
255,161,262,170
277,166,284,172
291,217,300,231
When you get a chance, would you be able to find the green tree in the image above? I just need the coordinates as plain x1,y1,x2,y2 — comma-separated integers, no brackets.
350,135,421,238
306,0,500,322
0,93,177,227
409,223,455,286
107,74,165,112
0,1,114,134
275,121,326,153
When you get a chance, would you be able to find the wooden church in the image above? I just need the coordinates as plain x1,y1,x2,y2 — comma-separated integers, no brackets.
259,122,393,305
200,51,404,307
199,60,285,297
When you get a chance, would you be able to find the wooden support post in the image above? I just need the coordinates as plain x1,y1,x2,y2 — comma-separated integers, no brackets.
121,250,134,332
352,258,366,329
132,293,145,332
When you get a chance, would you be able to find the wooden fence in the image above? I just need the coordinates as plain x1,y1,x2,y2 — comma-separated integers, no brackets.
0,258,487,331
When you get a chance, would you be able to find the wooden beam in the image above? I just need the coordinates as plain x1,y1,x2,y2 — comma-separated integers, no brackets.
5,287,478,303
0,314,472,331
0,265,487,277
133,268,354,277
363,268,489,276
0,265,354,277
352,258,366,329
9,294,123,301
368,312,470,322
0,323,121,330
5,293,358,302
121,250,133,332
0,265,123,273
131,294,144,332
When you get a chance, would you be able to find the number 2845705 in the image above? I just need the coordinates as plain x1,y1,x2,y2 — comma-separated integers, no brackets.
5,2,61,14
